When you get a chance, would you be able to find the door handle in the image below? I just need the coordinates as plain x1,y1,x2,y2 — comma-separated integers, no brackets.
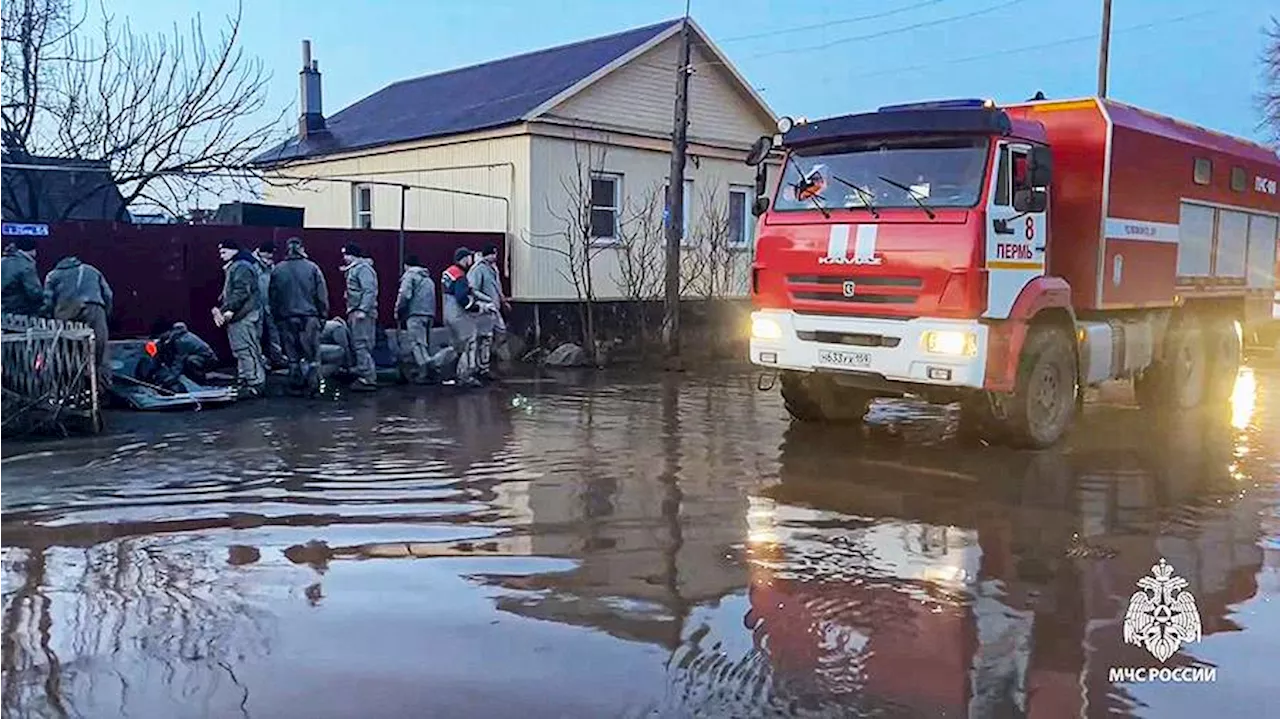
1034,245,1046,252
993,219,1015,235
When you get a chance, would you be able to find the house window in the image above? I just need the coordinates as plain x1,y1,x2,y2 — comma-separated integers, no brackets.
1193,158,1212,186
590,173,621,242
1230,167,1247,192
664,178,694,244
729,185,754,248
353,184,373,229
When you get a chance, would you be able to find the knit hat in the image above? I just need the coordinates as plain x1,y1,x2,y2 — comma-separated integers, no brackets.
219,239,240,251
257,240,276,253
453,246,473,263
341,242,363,257
405,254,423,268
481,244,498,258
12,236,37,252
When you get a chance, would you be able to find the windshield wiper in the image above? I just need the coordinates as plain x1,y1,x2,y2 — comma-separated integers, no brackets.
791,184,830,219
877,175,936,220
830,174,880,218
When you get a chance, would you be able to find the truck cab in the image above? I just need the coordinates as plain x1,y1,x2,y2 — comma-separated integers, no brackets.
747,100,1072,447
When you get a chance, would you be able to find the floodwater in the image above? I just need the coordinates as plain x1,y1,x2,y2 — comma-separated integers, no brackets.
1,365,1277,719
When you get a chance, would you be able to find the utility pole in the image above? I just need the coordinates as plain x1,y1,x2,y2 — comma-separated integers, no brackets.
662,14,692,360
1097,0,1112,97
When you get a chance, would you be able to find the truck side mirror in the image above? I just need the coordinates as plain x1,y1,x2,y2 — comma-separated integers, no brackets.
1028,146,1053,187
1013,188,1047,214
745,135,773,167
752,195,770,217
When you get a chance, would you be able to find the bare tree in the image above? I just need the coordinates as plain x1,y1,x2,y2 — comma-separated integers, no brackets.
686,184,749,301
1263,17,1280,144
1,0,283,221
524,140,613,362
612,180,667,349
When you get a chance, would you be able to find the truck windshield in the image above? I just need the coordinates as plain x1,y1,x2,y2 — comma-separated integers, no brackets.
774,136,990,213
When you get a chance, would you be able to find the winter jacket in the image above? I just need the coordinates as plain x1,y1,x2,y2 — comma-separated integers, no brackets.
1,251,43,315
218,250,262,323
396,265,436,320
160,324,217,370
270,248,329,319
442,263,470,325
41,257,113,320
343,257,378,317
467,259,503,311
255,256,274,316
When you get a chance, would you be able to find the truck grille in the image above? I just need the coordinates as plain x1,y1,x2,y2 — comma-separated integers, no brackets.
786,274,922,305
795,330,901,348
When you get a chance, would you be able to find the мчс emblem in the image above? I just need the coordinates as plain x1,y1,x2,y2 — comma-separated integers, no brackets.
842,280,857,298
1123,558,1202,662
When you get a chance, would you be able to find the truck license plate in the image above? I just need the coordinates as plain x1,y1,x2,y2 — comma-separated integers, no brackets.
818,349,871,368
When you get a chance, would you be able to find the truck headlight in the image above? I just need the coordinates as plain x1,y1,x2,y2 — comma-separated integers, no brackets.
751,317,783,340
922,330,977,356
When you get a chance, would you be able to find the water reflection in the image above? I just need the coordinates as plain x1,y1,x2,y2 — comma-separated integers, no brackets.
0,368,1275,718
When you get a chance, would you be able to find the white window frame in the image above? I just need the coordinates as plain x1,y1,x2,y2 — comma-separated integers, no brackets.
728,184,755,249
353,184,373,229
589,172,622,245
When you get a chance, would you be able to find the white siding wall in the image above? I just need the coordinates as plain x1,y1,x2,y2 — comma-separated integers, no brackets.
526,134,766,301
547,34,771,150
263,132,529,238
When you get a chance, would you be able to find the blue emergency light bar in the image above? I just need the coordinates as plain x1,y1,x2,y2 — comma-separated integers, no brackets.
878,99,993,112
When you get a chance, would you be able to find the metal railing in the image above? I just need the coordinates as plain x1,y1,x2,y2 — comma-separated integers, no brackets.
1,313,102,435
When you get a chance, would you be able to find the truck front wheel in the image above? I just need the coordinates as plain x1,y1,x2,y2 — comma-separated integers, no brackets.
962,326,1080,447
995,325,1078,449
780,371,874,423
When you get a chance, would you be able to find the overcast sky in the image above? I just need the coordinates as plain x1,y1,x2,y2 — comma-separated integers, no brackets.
105,0,1277,144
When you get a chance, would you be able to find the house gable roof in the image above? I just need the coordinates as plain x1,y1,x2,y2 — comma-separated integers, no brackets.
255,19,684,166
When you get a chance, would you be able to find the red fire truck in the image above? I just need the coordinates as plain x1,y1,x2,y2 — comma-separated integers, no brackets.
745,98,1280,447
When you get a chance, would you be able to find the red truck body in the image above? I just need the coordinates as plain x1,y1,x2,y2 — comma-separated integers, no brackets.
747,98,1280,446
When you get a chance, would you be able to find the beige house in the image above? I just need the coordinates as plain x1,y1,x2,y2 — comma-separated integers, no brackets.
256,19,776,303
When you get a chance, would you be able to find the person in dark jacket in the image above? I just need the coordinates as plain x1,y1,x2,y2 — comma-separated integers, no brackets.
270,237,329,395
442,246,485,389
144,321,218,391
254,241,285,369
42,255,113,388
214,240,265,396
395,254,436,384
341,242,378,391
1,236,43,315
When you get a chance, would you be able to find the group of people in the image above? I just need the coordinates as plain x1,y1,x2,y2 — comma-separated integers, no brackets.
213,237,507,397
0,236,115,388
0,233,509,400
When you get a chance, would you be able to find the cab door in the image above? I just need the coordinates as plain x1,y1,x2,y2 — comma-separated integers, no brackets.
984,142,1048,318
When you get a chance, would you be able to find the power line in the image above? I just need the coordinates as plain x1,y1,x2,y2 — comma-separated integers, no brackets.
834,9,1213,81
718,0,948,43
743,0,1029,61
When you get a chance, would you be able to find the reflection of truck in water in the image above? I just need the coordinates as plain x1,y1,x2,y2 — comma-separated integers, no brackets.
746,98,1280,447
745,404,1268,717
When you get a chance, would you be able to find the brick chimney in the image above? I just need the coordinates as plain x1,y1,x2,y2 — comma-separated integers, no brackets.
299,40,325,139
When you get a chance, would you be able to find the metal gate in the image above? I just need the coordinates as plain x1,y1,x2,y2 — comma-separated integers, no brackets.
1,314,102,436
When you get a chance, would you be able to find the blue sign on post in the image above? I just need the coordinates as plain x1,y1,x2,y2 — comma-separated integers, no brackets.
1,223,49,237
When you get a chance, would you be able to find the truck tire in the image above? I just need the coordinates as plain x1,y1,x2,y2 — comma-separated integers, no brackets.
1205,316,1241,405
1001,325,1078,449
780,371,873,423
1135,313,1207,410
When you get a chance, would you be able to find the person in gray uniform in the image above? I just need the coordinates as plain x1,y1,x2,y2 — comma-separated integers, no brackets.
270,237,329,395
341,242,378,391
213,240,265,397
42,254,114,389
1,236,43,315
395,254,436,384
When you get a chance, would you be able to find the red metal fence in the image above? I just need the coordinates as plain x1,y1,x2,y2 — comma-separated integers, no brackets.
26,221,505,357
